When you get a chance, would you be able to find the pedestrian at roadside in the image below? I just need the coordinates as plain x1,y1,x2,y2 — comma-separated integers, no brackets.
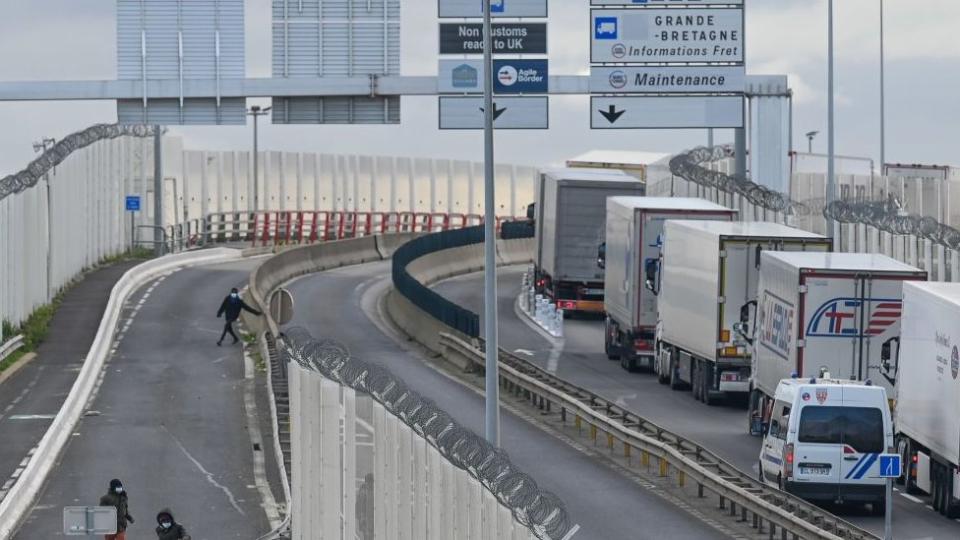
99,478,134,540
216,287,262,346
155,508,192,540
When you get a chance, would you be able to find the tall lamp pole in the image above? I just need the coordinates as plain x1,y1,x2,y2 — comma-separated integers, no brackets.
827,0,837,238
806,131,819,154
482,0,500,446
247,106,272,214
879,0,886,178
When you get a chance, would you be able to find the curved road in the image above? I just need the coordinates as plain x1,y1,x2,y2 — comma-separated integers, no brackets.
286,260,731,540
13,259,281,539
432,265,960,540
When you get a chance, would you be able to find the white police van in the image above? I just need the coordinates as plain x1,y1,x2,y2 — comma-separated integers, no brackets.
758,377,893,514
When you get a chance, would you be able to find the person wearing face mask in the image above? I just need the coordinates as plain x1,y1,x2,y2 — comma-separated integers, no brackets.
216,287,262,346
155,508,191,540
99,478,134,540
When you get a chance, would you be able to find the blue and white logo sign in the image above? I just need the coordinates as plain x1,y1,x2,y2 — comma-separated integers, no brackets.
594,17,618,40
452,64,479,88
493,60,548,94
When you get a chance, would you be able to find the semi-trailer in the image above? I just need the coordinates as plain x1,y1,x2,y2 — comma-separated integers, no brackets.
602,197,737,372
656,221,832,405
534,168,644,315
747,251,926,434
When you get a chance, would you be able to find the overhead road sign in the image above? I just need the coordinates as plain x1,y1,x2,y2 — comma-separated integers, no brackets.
439,0,548,18
439,60,485,93
439,96,549,129
439,23,548,55
591,0,742,5
590,65,744,94
590,95,743,129
590,8,744,64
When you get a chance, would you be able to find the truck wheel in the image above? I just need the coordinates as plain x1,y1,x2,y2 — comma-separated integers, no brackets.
702,363,715,405
947,471,960,519
691,361,701,401
604,322,619,360
933,467,944,514
669,354,684,391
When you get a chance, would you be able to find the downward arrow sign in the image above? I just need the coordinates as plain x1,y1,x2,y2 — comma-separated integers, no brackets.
599,104,625,124
480,103,508,121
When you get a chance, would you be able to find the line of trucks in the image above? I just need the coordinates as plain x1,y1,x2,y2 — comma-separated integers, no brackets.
530,167,960,517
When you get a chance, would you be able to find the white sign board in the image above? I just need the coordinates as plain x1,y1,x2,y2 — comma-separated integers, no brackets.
591,0,742,5
439,0,547,18
439,60,485,93
590,66,744,94
64,506,117,535
591,95,743,129
439,96,549,129
591,8,744,63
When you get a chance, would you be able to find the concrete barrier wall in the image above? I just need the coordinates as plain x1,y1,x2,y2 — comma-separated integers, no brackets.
290,363,536,540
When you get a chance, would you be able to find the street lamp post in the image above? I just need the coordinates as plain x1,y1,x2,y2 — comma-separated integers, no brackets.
481,0,500,446
880,0,886,177
247,106,272,215
33,137,56,300
805,131,819,153
827,0,837,238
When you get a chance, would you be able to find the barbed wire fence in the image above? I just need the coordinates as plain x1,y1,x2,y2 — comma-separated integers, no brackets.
0,123,155,202
670,145,960,252
280,327,576,540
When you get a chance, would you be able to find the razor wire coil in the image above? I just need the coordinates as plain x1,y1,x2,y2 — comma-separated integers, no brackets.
669,145,960,252
0,123,155,202
280,327,575,540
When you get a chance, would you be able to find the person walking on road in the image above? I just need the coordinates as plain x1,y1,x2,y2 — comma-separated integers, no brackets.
216,287,261,346
155,508,192,540
99,478,134,540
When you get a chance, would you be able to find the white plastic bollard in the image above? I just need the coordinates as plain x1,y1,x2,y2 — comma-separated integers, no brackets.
527,288,535,315
555,309,565,338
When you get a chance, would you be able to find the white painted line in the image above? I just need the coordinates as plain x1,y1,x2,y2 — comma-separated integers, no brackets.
10,468,24,479
1,480,14,490
899,493,924,504
925,504,934,511
162,425,246,516
18,458,30,468
8,414,57,420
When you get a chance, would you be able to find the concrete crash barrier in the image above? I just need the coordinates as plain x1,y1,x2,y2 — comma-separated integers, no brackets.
0,248,244,539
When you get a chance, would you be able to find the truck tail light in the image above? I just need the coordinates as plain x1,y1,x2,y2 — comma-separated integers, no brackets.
785,443,795,479
558,300,577,310
634,339,653,351
720,329,731,342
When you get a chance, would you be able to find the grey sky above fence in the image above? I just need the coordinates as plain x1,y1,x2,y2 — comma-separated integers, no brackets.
0,0,957,176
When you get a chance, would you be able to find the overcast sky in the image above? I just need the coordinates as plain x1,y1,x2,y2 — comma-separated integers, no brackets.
1,0,957,176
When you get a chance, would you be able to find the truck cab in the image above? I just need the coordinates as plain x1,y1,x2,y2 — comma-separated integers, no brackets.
759,378,893,514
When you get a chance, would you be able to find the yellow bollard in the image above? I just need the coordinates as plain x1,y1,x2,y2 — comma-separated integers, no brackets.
607,433,614,450
624,443,631,459
575,415,581,431
590,424,597,442
642,450,650,468
659,458,668,477
678,470,686,488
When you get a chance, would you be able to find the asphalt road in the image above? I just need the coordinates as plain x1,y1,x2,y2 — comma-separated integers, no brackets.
432,265,960,540
0,261,139,505
285,260,731,540
13,260,279,539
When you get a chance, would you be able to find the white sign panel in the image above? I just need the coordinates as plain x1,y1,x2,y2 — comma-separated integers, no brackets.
440,96,549,129
591,95,743,129
439,0,547,18
590,65,744,93
439,60,485,93
591,0,742,5
591,8,744,63
64,507,117,535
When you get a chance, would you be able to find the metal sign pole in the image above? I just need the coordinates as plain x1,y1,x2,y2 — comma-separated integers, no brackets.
153,125,164,257
884,477,893,540
826,0,837,239
482,0,500,446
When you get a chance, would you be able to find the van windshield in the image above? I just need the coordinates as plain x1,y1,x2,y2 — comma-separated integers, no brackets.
797,406,884,453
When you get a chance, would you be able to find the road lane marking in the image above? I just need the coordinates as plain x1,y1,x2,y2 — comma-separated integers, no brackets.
899,493,924,504
163,423,247,516
241,341,282,528
7,414,56,420
11,468,24,479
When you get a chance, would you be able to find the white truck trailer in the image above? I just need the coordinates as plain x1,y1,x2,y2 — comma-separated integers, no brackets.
534,168,644,315
603,197,737,372
748,252,926,434
894,282,960,518
656,221,832,405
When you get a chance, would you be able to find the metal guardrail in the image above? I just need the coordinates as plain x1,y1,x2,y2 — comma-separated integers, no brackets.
438,332,877,540
0,335,25,363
